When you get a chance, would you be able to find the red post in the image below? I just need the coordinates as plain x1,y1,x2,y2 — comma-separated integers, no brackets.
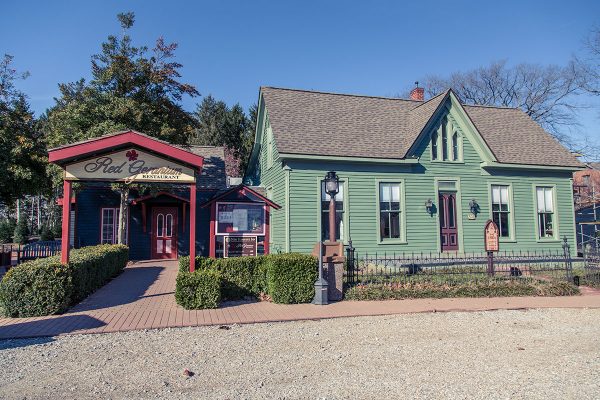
328,196,336,242
60,180,72,264
209,204,216,258
189,183,196,272
264,205,270,254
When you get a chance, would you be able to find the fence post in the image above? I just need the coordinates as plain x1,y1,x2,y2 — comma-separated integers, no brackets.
346,239,355,285
562,236,573,282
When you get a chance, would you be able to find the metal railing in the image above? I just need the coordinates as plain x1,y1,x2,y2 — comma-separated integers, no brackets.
345,239,575,286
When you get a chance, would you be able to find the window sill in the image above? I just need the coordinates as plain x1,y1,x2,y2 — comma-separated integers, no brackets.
377,240,408,245
499,238,517,243
536,237,560,243
431,160,464,164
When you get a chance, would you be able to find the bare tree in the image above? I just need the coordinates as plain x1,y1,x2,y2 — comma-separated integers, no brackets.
419,60,585,147
576,27,600,96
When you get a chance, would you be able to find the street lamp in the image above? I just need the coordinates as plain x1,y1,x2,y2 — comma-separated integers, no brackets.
313,171,338,306
324,171,339,243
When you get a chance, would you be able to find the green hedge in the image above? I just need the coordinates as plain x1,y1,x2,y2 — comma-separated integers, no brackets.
266,254,318,304
344,279,580,301
175,270,222,309
179,255,272,300
0,244,129,317
175,253,318,308
0,258,72,317
68,244,129,302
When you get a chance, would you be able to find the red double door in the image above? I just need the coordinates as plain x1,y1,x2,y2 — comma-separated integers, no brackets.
439,193,458,251
151,207,178,259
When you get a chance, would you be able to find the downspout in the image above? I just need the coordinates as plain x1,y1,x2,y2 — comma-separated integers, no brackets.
284,164,291,252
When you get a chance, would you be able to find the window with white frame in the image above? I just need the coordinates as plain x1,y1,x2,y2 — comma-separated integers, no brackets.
321,181,344,242
491,185,510,238
379,183,401,241
536,187,555,239
101,208,127,244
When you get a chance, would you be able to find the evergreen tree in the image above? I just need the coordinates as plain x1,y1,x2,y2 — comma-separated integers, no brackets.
0,55,49,205
42,12,200,244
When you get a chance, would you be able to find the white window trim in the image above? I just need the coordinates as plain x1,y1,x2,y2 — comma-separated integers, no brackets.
533,184,560,242
101,207,128,245
488,183,516,242
375,180,407,244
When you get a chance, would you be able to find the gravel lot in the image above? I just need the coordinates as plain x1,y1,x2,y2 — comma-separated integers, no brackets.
0,308,599,399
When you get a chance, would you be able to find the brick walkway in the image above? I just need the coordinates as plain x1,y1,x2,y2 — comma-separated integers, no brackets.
1,260,600,340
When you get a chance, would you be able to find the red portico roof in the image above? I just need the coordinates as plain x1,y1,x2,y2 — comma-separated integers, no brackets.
48,130,204,170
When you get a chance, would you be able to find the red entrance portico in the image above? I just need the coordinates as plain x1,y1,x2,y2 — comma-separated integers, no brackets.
48,130,204,272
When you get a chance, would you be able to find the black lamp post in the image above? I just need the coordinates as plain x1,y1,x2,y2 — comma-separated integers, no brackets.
313,171,338,306
324,171,340,242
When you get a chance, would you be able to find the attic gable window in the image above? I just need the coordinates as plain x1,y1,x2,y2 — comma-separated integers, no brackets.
431,118,462,162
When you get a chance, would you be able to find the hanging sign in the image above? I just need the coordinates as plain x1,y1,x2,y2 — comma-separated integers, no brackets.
484,220,500,252
224,236,257,258
64,148,196,183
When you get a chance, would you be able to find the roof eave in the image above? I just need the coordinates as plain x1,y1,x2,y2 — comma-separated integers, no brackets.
278,152,419,165
480,161,585,171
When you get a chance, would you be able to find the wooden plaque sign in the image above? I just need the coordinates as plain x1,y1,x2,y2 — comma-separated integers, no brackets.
224,236,257,258
65,148,196,183
484,220,500,252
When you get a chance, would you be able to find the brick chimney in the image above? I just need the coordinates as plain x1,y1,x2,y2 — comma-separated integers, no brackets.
410,85,424,101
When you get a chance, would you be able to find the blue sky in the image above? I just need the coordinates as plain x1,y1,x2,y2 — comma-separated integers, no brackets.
2,0,599,142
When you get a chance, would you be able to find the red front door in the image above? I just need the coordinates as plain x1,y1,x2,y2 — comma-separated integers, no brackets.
152,207,178,259
439,193,458,251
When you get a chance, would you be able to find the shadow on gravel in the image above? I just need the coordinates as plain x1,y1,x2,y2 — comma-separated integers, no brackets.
0,314,105,344
0,336,55,350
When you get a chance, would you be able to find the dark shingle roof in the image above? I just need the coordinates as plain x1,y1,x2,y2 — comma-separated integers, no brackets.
177,145,226,189
261,87,583,167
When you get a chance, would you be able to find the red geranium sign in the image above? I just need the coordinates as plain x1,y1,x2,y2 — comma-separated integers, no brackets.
126,150,139,161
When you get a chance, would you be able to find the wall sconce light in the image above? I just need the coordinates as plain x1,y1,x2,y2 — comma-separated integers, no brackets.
469,199,480,215
425,198,434,215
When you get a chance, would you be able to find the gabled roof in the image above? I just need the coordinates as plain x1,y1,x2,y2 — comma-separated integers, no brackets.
260,87,583,168
201,184,281,209
48,130,205,170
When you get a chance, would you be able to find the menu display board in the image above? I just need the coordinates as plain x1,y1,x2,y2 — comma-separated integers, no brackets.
217,203,265,235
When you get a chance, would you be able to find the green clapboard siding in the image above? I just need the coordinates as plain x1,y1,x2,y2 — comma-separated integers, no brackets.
246,95,577,256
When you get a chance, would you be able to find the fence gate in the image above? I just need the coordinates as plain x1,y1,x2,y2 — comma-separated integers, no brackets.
583,249,600,286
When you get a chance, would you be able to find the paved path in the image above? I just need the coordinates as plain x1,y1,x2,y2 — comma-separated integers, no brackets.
1,260,600,340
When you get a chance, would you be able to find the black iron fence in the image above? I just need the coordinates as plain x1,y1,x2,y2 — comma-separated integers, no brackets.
582,249,600,287
345,238,576,286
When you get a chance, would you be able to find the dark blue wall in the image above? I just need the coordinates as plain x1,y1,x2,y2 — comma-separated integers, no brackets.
75,186,216,260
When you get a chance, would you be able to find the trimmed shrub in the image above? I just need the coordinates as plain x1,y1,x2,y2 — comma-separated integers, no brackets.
175,270,221,309
179,256,271,300
0,258,73,317
68,244,129,303
0,244,129,317
267,253,318,304
175,253,318,307
344,279,580,301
